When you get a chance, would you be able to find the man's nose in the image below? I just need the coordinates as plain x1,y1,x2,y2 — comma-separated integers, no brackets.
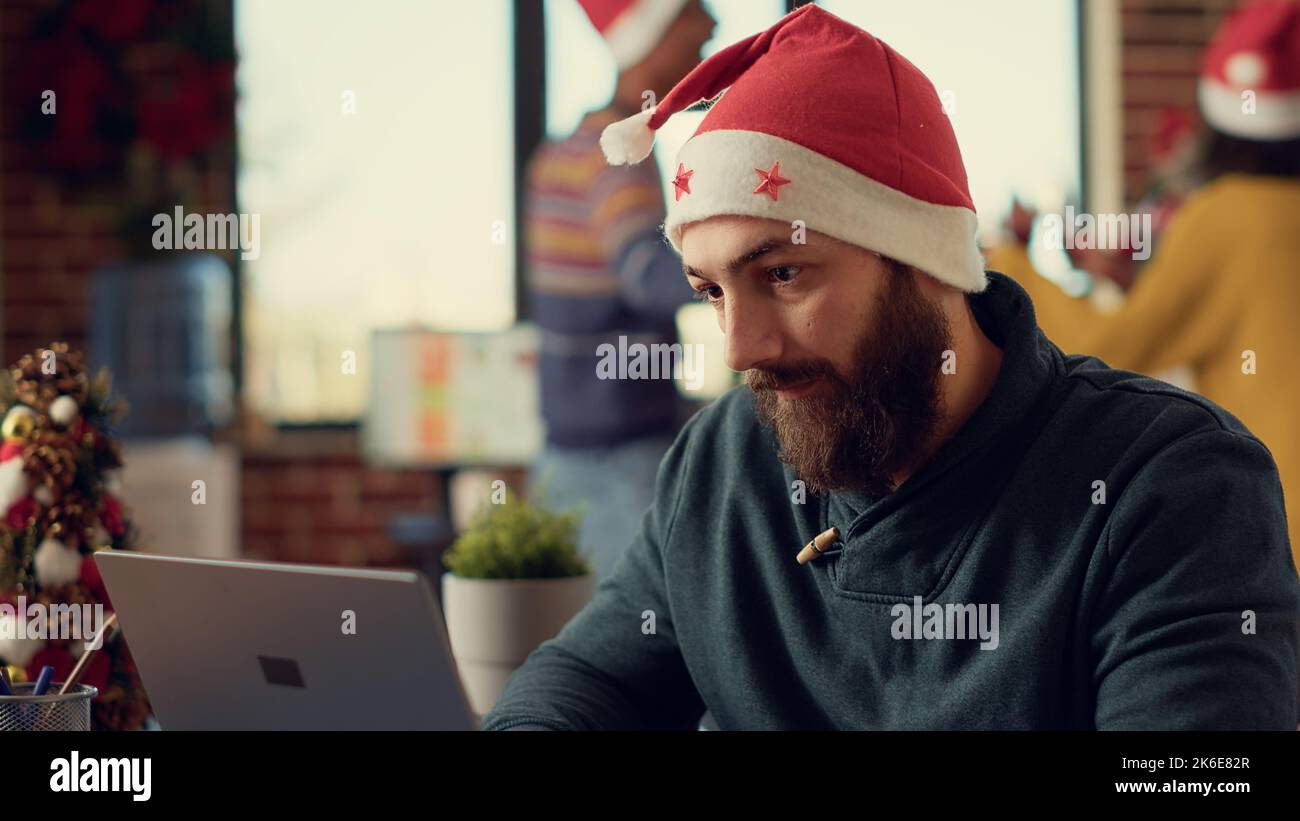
721,295,782,373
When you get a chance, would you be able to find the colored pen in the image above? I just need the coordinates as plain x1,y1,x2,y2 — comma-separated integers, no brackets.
59,612,118,695
31,665,54,696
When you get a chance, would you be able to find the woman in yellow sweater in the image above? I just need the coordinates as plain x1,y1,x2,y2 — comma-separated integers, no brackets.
989,1,1300,568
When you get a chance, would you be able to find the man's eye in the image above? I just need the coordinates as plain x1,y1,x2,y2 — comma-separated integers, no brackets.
692,285,723,305
768,265,801,284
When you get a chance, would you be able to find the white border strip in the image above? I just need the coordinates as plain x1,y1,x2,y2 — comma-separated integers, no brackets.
1199,80,1300,141
665,129,986,292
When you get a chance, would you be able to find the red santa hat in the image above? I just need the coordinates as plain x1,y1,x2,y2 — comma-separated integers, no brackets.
578,0,692,70
600,4,985,293
1198,0,1300,141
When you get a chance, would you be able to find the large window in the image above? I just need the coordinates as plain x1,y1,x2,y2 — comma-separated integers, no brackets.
236,0,1081,421
236,0,515,423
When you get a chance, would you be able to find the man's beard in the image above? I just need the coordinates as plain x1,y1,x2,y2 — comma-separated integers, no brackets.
748,263,954,498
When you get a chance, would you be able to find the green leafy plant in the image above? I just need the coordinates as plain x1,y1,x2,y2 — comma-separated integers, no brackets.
442,489,589,580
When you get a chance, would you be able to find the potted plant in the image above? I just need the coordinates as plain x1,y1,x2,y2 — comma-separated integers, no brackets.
440,489,594,716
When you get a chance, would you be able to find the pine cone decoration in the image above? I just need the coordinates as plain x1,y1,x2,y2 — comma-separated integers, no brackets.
23,429,79,492
40,497,100,552
10,342,90,413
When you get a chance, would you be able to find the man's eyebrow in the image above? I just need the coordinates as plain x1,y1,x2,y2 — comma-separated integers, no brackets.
682,238,795,279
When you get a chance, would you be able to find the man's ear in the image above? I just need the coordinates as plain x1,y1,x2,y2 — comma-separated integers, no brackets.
892,259,960,306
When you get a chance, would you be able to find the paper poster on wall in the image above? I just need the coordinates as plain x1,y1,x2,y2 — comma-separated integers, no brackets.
363,325,542,467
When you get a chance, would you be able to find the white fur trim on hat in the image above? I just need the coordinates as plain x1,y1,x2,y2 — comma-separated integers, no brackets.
604,0,691,70
1199,79,1300,140
665,130,987,293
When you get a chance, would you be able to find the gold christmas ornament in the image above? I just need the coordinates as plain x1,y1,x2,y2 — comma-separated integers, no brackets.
1,406,37,441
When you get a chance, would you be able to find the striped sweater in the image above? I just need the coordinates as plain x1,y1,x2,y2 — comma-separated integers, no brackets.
525,108,696,448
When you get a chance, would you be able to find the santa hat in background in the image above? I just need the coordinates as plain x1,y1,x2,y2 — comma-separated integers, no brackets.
1198,0,1300,141
600,4,985,293
578,0,691,70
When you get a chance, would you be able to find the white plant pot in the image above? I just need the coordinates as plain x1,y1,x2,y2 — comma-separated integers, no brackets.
441,573,596,717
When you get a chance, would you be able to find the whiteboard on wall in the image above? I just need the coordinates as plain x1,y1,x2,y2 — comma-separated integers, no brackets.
362,325,542,468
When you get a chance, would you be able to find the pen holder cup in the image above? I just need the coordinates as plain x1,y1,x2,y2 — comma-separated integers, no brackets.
0,684,98,731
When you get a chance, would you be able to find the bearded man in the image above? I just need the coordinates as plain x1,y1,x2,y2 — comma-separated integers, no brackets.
484,4,1299,730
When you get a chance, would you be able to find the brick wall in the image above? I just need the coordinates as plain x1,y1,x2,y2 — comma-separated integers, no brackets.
1,0,119,364
240,432,527,570
0,0,235,365
240,428,449,568
1119,0,1236,203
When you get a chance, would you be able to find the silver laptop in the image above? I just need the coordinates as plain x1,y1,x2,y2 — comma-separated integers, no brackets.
95,550,478,730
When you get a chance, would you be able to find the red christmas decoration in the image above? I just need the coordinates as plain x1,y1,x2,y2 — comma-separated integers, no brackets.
99,494,126,538
752,161,791,202
5,495,36,530
0,343,150,731
672,163,694,202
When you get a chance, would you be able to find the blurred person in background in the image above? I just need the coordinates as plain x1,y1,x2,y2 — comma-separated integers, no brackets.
988,0,1300,567
525,0,717,580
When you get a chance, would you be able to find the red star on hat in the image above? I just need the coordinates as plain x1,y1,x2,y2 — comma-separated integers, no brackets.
753,161,791,201
672,162,694,201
